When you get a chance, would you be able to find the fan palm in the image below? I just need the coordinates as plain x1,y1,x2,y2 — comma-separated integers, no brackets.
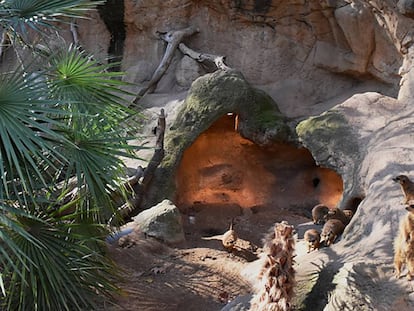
0,1,140,310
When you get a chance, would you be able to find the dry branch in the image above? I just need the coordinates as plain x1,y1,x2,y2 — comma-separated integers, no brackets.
125,165,145,190
132,26,199,105
116,109,166,220
0,29,7,62
178,42,231,71
141,108,166,188
70,20,79,46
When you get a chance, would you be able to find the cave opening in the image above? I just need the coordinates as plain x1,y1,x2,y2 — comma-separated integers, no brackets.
174,114,343,244
97,0,126,72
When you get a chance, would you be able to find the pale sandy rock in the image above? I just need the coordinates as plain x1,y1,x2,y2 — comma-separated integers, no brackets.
124,61,153,84
131,199,185,244
335,1,375,71
76,9,110,63
295,91,414,309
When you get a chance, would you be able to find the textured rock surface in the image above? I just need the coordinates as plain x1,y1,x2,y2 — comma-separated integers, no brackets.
296,92,414,309
73,0,414,309
78,0,401,117
131,199,185,244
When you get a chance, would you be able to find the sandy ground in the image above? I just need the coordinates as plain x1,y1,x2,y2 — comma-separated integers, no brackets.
102,205,314,311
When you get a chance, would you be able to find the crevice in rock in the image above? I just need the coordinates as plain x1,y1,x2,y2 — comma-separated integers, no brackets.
232,0,272,14
343,196,363,212
97,0,126,71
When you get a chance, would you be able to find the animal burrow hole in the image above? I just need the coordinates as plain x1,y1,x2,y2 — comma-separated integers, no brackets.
174,113,344,245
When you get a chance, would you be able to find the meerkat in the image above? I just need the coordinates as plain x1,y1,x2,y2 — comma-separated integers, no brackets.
311,204,330,225
394,205,414,280
343,209,354,221
262,220,295,254
250,221,295,311
222,219,238,252
393,175,414,205
321,219,345,246
325,207,350,226
325,207,347,224
304,229,321,253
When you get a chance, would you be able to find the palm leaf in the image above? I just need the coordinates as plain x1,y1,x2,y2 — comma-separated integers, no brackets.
43,45,143,220
0,68,71,200
0,0,103,36
1,209,119,311
0,3,145,309
47,45,133,109
57,126,137,222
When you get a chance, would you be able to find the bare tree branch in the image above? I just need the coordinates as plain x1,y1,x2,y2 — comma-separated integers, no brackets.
114,109,166,220
0,28,6,62
178,42,231,70
132,26,199,105
70,19,80,46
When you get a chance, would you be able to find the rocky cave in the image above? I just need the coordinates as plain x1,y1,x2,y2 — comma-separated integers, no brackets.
175,112,342,224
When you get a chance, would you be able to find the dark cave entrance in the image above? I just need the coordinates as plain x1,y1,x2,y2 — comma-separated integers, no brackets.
174,114,343,244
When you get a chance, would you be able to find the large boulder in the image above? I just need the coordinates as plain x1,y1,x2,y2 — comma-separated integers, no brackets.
295,92,414,309
131,199,185,244
143,69,293,208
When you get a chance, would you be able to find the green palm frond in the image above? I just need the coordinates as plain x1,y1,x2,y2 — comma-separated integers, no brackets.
1,208,118,311
0,202,42,301
0,0,103,34
47,45,133,110
0,203,41,265
42,45,142,220
0,2,145,309
58,130,131,222
0,68,71,200
2,0,101,16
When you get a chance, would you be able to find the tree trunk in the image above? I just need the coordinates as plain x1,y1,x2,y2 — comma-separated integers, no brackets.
117,109,166,220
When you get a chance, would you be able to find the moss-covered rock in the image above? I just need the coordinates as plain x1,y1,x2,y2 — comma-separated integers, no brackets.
144,69,292,208
169,69,291,148
296,110,360,171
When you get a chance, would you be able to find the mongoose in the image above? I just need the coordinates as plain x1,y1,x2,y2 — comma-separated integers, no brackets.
325,207,350,225
250,221,295,311
394,205,414,280
343,209,354,222
321,219,345,246
304,229,321,253
311,204,329,225
222,220,238,252
393,175,414,205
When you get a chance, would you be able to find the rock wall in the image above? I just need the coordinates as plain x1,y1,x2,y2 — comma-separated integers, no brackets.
74,0,414,309
78,0,402,118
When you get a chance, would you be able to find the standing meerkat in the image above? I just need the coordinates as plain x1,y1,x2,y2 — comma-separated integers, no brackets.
250,221,295,311
304,229,321,253
393,175,414,205
222,219,238,252
311,204,329,225
321,219,345,246
394,205,414,280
